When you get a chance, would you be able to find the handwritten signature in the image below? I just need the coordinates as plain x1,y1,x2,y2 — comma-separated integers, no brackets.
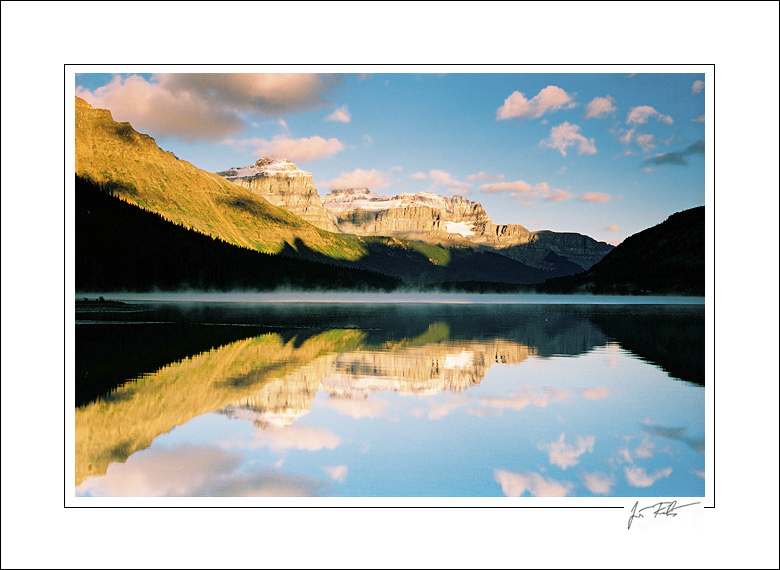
627,500,700,529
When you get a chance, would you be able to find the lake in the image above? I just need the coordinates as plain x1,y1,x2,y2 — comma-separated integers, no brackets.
74,294,705,498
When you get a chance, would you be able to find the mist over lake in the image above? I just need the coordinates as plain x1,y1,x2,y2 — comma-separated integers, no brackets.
75,296,704,498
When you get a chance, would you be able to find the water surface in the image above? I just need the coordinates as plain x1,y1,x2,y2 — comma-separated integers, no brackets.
75,298,705,498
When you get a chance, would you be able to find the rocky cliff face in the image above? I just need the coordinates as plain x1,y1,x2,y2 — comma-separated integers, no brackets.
323,189,491,243
323,188,613,272
218,158,340,233
217,337,535,432
321,339,533,396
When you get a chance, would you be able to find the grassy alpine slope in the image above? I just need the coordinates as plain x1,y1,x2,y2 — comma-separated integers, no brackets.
76,96,366,260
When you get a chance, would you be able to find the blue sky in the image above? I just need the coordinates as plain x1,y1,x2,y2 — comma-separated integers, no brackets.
76,72,705,245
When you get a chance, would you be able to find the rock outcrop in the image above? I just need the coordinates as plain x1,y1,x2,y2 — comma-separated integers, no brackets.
323,189,491,244
323,188,613,272
218,158,340,233
321,338,533,397
217,336,535,432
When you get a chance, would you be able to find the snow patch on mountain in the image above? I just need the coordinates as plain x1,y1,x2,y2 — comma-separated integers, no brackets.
444,351,474,369
219,157,309,180
445,221,475,237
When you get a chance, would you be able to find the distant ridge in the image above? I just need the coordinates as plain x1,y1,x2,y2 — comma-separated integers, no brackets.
320,187,614,273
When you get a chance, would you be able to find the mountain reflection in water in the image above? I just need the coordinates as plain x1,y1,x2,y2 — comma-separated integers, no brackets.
75,302,704,497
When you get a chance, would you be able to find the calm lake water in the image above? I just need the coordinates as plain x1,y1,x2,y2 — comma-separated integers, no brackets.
75,295,705,498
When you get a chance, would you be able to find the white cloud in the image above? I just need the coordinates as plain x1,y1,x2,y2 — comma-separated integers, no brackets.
635,133,656,152
323,465,348,483
582,472,615,495
362,134,374,146
692,80,704,94
76,73,341,141
413,170,471,194
325,105,351,123
542,188,574,202
323,397,387,418
323,168,391,190
467,172,505,181
75,445,324,497
480,389,570,411
618,127,659,152
584,95,616,119
234,424,341,453
481,180,532,194
581,388,610,399
538,433,595,469
481,180,573,202
225,135,344,163
496,85,576,121
633,436,655,459
542,122,597,156
430,169,471,192
625,466,672,488
581,192,611,203
605,224,618,232
427,394,469,420
627,105,674,125
618,447,633,464
77,74,245,141
692,114,705,123
494,470,573,497
161,72,340,114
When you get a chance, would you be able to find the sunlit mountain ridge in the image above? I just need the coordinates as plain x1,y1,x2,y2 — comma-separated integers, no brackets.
75,329,365,485
75,97,611,288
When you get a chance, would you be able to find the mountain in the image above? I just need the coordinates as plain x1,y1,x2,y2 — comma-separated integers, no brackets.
321,188,613,273
217,158,340,232
216,162,613,276
75,96,364,261
75,96,617,288
76,97,557,287
538,206,705,295
75,175,401,292
76,329,367,485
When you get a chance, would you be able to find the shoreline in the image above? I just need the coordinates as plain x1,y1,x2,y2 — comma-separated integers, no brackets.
74,291,706,305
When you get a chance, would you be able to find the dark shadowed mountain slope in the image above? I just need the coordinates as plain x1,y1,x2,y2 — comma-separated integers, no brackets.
76,175,401,292
538,206,705,295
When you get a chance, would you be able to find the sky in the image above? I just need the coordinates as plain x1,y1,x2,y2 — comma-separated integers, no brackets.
75,71,705,246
